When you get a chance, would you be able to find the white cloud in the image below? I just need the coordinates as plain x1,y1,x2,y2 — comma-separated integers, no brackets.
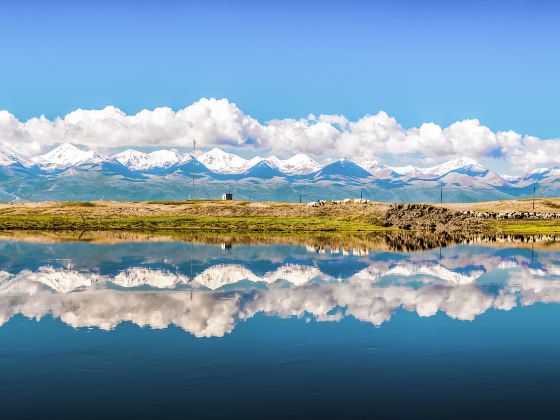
507,136,560,171
1,97,560,171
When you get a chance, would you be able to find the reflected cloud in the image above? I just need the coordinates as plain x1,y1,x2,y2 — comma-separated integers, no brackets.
0,244,559,337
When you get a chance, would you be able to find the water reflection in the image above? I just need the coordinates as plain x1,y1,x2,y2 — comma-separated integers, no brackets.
0,237,559,337
2,229,560,251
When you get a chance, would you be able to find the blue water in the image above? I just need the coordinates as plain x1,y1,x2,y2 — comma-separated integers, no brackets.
1,239,560,419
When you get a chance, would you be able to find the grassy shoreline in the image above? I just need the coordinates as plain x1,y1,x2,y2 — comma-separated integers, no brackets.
491,220,560,235
0,214,557,236
0,199,558,235
0,214,392,233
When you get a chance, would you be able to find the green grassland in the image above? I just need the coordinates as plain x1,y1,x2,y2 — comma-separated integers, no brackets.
491,220,560,235
0,214,392,233
0,213,558,235
0,199,559,235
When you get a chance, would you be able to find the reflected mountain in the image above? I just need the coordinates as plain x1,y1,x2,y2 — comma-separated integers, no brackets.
1,239,559,336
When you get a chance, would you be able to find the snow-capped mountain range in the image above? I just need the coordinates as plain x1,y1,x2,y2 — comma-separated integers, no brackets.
0,142,531,180
0,142,559,202
118,147,322,176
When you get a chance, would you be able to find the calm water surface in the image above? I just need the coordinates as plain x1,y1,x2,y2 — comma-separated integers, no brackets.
1,238,560,419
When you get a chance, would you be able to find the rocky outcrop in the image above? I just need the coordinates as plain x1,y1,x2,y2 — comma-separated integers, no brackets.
384,203,486,234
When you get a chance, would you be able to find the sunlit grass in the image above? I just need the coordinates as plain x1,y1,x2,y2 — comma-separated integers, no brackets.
492,220,560,234
0,214,391,233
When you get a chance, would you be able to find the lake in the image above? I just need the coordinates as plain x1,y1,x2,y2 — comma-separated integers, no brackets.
1,235,560,419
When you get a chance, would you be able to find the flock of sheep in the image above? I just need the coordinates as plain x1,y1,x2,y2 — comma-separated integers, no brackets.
464,210,560,220
306,198,370,207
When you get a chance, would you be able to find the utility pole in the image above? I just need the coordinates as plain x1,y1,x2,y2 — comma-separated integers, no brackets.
440,185,443,203
533,185,536,210
299,193,302,203
360,189,363,200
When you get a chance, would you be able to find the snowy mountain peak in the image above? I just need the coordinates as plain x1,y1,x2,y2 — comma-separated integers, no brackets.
115,149,145,167
360,160,397,178
277,154,320,175
149,150,181,164
452,157,479,166
199,148,249,174
259,154,320,175
115,149,181,170
205,147,231,157
432,157,482,175
391,157,484,178
0,144,30,167
290,153,314,162
35,143,105,168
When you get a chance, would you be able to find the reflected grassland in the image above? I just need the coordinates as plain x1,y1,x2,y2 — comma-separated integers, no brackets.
0,229,559,251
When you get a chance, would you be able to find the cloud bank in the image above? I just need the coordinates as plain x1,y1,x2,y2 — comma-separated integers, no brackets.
1,97,559,171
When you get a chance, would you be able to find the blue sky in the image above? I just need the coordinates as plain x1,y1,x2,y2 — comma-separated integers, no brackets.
1,0,559,136
1,0,559,172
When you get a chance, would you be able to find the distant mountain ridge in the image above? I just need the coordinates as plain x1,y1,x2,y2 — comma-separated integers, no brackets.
0,145,31,168
115,149,182,171
0,143,559,202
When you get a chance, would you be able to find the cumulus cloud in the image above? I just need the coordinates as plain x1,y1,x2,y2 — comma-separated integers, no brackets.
1,97,559,171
